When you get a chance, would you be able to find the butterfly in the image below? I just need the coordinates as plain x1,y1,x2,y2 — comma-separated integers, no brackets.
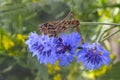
38,11,80,36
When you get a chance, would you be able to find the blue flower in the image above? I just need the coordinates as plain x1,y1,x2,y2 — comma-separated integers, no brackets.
25,32,81,66
77,43,111,70
56,32,81,66
25,32,58,64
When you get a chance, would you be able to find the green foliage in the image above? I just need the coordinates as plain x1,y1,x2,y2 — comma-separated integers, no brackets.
0,0,120,80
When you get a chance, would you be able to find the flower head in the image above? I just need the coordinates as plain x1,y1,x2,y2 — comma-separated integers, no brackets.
56,32,81,66
25,32,58,64
77,43,111,70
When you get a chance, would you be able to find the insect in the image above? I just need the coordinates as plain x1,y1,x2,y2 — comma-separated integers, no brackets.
38,11,81,36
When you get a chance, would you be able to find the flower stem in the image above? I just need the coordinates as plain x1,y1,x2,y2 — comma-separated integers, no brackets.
101,26,117,39
96,27,104,43
101,29,120,42
98,26,117,42
80,22,120,26
80,22,120,43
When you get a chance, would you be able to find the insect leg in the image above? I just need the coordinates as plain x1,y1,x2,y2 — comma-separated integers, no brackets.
63,11,73,20
54,11,73,28
74,23,84,44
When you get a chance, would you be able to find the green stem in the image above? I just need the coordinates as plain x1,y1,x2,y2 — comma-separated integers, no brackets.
98,26,117,42
80,22,120,43
95,26,103,42
94,4,120,8
101,29,120,42
80,22,120,26
102,26,117,38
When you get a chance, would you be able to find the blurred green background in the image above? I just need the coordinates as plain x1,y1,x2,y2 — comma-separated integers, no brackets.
0,0,120,80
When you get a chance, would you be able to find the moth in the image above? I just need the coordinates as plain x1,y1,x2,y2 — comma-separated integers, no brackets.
38,12,80,36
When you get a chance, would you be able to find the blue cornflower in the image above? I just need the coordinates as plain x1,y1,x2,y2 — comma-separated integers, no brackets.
77,43,111,70
56,32,81,66
25,32,58,64
25,32,81,66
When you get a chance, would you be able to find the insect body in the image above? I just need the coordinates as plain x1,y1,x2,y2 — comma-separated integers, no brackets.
39,20,80,36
